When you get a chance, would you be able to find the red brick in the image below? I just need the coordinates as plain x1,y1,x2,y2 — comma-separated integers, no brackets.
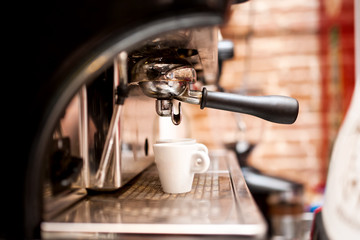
251,0,319,13
190,0,325,203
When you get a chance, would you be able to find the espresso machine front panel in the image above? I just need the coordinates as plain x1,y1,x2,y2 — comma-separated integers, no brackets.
42,26,221,220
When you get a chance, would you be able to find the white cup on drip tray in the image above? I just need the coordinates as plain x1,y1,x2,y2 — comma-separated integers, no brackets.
153,139,210,194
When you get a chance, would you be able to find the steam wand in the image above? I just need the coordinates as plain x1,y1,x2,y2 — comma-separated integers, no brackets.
95,52,128,188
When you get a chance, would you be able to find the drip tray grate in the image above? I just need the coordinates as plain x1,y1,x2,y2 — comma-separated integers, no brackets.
117,167,232,201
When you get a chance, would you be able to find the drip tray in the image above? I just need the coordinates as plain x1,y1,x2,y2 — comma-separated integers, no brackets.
42,150,266,239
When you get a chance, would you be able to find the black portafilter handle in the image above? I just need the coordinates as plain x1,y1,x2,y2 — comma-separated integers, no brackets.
200,88,299,124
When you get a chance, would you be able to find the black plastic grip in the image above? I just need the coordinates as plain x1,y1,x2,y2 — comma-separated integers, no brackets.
200,88,299,124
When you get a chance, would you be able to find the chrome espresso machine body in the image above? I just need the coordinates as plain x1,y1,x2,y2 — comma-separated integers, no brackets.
6,0,298,239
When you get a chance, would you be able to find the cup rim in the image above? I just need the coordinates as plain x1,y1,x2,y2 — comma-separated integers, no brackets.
153,142,203,148
156,138,196,143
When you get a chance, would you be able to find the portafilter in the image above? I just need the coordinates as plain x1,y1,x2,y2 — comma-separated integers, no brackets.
130,56,299,125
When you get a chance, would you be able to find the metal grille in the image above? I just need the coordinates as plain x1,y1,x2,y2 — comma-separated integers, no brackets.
117,165,232,201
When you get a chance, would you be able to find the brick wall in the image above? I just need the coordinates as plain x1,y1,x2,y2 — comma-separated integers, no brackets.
186,0,324,206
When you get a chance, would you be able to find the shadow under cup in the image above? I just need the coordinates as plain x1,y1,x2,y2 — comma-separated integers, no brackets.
153,142,210,194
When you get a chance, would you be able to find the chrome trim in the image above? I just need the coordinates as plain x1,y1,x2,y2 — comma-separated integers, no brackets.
79,86,89,187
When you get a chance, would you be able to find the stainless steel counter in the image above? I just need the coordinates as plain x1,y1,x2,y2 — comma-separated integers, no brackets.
41,150,267,239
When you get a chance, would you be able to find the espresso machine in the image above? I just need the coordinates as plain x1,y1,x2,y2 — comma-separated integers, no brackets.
4,0,299,239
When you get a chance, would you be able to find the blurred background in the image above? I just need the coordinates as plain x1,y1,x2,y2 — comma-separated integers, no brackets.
181,0,355,236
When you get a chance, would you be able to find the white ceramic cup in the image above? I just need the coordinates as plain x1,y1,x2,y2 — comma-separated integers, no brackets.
153,142,210,194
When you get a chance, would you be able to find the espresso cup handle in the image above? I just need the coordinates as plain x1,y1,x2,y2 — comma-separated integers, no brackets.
195,143,209,154
191,151,210,173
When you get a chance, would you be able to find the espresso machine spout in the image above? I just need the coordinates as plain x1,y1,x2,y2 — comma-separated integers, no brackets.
155,99,182,125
